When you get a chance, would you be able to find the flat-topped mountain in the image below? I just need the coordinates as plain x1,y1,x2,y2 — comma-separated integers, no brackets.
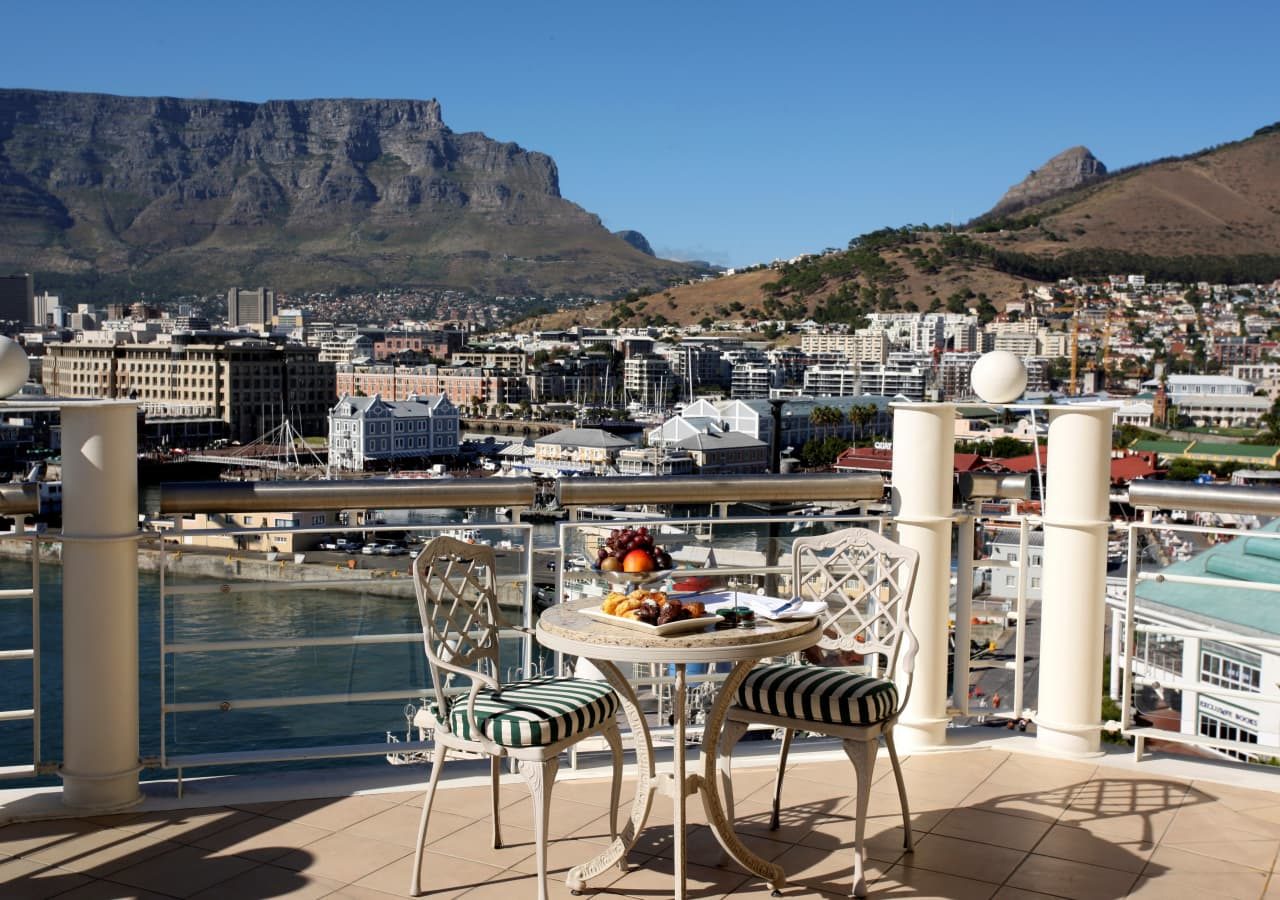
0,89,695,298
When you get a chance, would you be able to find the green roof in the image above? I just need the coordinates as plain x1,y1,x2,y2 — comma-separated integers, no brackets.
1131,440,1193,454
1136,519,1280,637
1186,442,1279,460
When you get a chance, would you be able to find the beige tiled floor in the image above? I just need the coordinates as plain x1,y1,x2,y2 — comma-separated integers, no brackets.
2,749,1279,898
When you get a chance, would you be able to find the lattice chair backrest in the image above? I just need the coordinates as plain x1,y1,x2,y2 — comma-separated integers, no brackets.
413,536,503,718
791,528,920,679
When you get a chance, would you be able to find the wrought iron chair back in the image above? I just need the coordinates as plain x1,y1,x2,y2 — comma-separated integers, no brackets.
412,535,503,732
791,527,920,686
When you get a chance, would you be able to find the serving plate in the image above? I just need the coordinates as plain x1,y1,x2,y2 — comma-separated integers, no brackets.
579,605,720,636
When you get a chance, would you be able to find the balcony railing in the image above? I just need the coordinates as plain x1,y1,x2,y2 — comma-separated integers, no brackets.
2,398,1279,817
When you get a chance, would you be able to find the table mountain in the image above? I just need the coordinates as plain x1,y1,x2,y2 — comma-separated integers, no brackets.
0,89,695,298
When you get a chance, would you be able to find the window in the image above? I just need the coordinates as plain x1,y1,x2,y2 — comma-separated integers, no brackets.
1200,641,1262,692
273,518,294,528
1198,712,1259,762
311,514,326,526
1004,575,1016,587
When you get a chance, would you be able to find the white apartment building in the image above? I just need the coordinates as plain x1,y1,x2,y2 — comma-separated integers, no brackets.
623,354,675,408
800,329,889,363
327,394,459,471
1040,331,1071,358
858,353,931,401
802,365,862,396
993,333,1039,357
988,528,1044,602
731,363,775,399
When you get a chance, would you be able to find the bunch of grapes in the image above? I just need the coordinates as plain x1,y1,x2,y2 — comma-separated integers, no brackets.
594,526,673,571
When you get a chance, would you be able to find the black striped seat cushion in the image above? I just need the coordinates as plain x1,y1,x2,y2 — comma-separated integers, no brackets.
736,663,899,726
429,677,618,747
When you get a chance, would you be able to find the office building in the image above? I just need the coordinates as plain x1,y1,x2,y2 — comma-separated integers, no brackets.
227,287,276,329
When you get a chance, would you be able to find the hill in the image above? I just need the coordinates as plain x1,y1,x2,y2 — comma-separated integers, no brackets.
523,235,1035,331
0,89,697,299
971,125,1280,264
526,124,1280,332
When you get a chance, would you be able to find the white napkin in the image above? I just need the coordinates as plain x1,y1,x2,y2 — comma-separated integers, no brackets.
697,590,826,621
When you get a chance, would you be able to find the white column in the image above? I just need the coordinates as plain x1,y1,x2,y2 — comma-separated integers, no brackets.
60,401,141,810
890,402,954,750
1037,405,1113,757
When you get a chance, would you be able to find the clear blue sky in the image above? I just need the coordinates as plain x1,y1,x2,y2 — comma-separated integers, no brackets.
5,1,1277,267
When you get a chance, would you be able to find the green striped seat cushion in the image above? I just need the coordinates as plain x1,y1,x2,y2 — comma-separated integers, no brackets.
736,663,899,726
430,677,618,747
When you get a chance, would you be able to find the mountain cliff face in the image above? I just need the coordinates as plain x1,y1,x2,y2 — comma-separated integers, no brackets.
988,146,1107,217
0,89,692,297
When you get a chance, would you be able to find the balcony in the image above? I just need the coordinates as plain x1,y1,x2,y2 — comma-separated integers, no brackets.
4,746,1280,898
0,400,1278,898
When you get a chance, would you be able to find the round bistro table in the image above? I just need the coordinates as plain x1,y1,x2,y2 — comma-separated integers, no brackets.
536,599,821,899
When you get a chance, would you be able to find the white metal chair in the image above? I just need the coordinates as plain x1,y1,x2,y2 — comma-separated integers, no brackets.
409,536,624,900
718,528,920,897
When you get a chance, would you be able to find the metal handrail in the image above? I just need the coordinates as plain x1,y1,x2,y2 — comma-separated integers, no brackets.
1129,479,1280,516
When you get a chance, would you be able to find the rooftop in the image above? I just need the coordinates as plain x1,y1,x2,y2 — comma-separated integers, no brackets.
1136,519,1280,638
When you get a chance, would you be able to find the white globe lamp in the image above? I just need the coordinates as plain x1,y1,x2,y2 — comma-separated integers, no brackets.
970,350,1027,404
0,337,29,399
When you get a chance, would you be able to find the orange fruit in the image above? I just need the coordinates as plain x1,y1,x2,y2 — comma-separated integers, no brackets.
622,549,657,573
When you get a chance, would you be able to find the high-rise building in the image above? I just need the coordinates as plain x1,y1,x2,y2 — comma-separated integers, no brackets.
0,274,34,325
227,287,276,328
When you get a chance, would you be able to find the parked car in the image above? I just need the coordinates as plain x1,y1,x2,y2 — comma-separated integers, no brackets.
377,543,407,556
318,538,341,551
361,542,381,555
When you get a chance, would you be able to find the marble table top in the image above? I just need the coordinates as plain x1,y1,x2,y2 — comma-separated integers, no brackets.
536,598,821,664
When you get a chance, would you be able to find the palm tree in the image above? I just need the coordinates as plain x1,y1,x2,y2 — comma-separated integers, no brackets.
809,405,843,442
848,404,875,443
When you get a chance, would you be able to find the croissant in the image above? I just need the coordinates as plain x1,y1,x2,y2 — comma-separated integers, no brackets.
602,592,628,615
613,597,645,617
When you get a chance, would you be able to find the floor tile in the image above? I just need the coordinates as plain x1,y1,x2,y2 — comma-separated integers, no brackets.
423,818,537,870
188,813,331,863
1128,870,1269,899
1004,852,1138,900
932,806,1052,852
874,861,999,900
20,827,179,877
0,855,92,899
264,796,400,833
45,879,174,900
356,848,506,898
769,842,890,895
274,830,411,884
1031,823,1154,874
904,832,1025,884
603,850,752,898
84,807,252,847
106,843,260,898
189,862,341,899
